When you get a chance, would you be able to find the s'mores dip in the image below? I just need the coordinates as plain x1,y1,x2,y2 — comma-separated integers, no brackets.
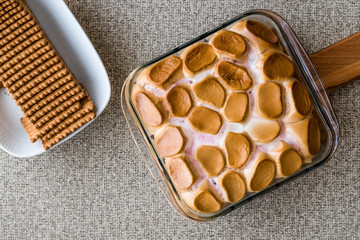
0,0,95,150
130,19,321,214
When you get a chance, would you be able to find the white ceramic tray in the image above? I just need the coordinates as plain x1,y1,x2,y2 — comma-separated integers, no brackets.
0,0,111,158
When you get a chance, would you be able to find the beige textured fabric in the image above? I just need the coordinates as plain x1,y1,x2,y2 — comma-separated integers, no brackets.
1,0,359,239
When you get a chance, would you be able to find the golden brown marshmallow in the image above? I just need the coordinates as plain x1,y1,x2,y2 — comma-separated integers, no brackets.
260,51,294,80
286,116,321,160
269,141,303,177
165,86,192,117
230,20,281,53
256,82,283,119
283,80,311,122
244,152,276,192
193,75,226,108
246,118,281,143
134,92,162,126
182,43,217,77
224,132,251,168
182,180,222,213
166,157,194,189
210,30,247,59
155,126,184,157
148,56,182,85
215,60,252,90
195,145,225,177
188,106,222,135
217,170,246,203
223,92,248,122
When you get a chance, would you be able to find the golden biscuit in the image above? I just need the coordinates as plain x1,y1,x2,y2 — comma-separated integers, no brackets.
0,6,23,22
0,11,30,33
15,71,71,104
41,98,95,143
31,90,85,125
0,49,55,83
12,65,67,99
0,24,41,54
0,1,19,16
0,31,44,65
21,101,82,142
0,44,51,74
0,38,48,68
0,15,34,40
21,81,79,112
41,111,95,150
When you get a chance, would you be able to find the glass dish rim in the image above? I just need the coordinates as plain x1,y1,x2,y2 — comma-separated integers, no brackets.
121,9,340,221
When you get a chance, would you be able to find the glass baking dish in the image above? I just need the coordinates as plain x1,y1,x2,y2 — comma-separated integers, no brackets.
121,10,339,221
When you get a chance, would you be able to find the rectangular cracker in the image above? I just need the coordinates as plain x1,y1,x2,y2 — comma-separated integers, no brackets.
0,9,29,32
7,61,64,94
41,111,95,150
19,79,78,109
0,23,41,54
3,54,59,88
0,30,44,64
21,101,82,143
0,5,22,22
15,73,72,107
0,13,33,40
12,68,68,99
30,90,86,125
0,47,55,81
0,37,48,67
41,97,95,142
0,1,19,15
22,82,82,115
0,0,17,9
41,99,96,150
0,43,51,74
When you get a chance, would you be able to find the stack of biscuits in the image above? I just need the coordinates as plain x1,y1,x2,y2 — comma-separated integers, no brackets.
0,0,96,150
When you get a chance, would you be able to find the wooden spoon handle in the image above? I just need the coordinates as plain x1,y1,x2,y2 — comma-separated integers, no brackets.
310,31,360,91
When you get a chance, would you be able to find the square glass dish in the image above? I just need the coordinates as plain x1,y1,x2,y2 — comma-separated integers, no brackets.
121,10,339,221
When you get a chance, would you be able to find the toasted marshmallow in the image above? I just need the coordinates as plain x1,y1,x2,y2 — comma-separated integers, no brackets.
255,82,283,119
268,141,303,177
155,126,184,157
245,118,281,143
230,20,281,53
134,92,163,126
216,170,246,203
182,180,222,213
193,75,226,108
286,116,321,160
224,132,252,168
258,51,294,81
209,30,247,59
182,43,217,77
244,151,276,192
188,106,222,135
147,55,183,89
165,86,192,117
166,156,195,190
194,145,225,177
223,92,249,123
283,80,311,122
215,60,252,91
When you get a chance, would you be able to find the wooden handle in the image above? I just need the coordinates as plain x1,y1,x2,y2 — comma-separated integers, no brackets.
310,31,360,91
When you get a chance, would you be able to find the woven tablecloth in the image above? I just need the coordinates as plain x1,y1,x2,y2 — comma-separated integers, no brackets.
1,0,359,239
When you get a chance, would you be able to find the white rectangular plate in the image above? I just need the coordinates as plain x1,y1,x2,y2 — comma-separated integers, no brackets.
0,0,111,158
